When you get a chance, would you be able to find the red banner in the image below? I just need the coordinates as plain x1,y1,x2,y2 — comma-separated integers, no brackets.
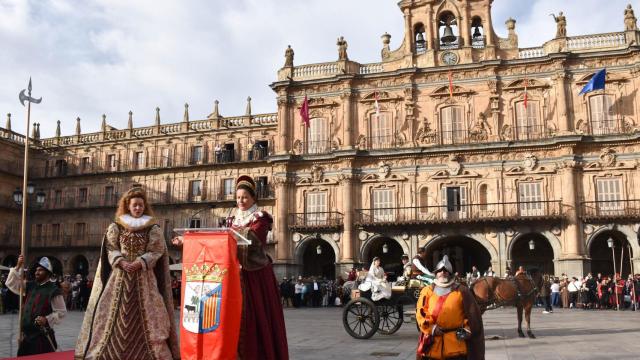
180,231,242,360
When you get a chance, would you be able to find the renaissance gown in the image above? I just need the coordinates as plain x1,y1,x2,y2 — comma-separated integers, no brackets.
228,204,289,360
75,215,179,360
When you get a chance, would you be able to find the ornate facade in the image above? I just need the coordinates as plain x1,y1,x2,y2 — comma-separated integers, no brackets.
2,0,640,279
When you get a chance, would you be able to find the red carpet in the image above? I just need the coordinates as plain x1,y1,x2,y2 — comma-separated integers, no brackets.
1,350,74,360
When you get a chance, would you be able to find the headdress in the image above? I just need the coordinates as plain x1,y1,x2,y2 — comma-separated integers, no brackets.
236,175,256,192
434,255,453,274
37,257,54,273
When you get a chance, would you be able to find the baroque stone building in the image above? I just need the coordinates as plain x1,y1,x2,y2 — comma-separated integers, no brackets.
2,0,640,279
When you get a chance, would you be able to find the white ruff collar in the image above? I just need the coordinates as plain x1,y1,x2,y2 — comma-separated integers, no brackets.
118,214,153,229
434,278,454,288
232,205,258,227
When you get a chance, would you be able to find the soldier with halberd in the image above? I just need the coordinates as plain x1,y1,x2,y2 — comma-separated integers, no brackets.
6,255,67,356
416,255,485,360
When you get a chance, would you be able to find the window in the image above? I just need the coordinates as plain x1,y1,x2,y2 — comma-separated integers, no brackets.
589,95,616,135
306,192,328,225
107,154,117,171
308,118,329,154
372,188,395,222
134,151,145,169
191,146,203,164
223,178,235,199
370,112,393,149
518,182,543,216
419,187,429,214
161,148,171,167
52,224,61,242
104,186,115,205
515,102,541,140
54,159,67,176
189,180,202,201
54,190,62,207
74,223,86,240
478,184,488,211
440,106,465,144
441,186,468,219
596,178,623,216
220,144,235,163
81,157,90,172
79,188,88,204
189,218,201,228
35,224,43,243
251,140,269,161
256,176,268,198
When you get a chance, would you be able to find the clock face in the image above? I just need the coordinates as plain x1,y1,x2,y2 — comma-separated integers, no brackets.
442,51,458,65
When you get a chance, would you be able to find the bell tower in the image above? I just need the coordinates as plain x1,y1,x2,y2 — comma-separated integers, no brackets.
395,0,501,66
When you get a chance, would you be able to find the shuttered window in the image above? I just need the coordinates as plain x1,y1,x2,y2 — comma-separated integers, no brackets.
308,118,329,154
589,95,616,135
440,106,464,144
372,188,395,222
515,102,540,140
370,112,393,149
306,192,328,225
518,182,543,216
223,178,235,199
190,180,202,201
441,186,468,219
596,178,623,215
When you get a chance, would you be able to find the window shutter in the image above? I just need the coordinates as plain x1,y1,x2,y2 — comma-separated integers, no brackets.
201,179,207,200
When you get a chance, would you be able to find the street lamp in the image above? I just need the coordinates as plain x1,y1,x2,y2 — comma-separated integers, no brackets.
528,240,535,251
382,243,389,254
607,237,619,310
13,187,22,205
13,187,46,207
26,182,35,195
316,245,322,255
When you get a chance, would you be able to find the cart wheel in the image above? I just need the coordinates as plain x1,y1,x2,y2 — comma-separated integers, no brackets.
342,298,380,339
377,304,404,335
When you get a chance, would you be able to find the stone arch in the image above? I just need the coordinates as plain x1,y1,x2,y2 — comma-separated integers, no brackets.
586,224,640,257
360,234,409,277
586,225,636,277
507,232,557,274
68,254,90,277
361,234,410,263
295,234,339,279
423,234,494,274
507,231,562,262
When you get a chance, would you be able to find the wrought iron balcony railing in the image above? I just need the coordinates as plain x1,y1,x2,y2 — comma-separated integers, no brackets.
355,200,563,226
580,199,640,222
288,212,344,230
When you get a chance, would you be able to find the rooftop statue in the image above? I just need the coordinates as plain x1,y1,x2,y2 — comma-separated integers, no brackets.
284,45,294,67
551,12,567,38
337,36,348,61
625,4,638,31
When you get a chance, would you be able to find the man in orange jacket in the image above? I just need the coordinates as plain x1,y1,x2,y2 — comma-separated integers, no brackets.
416,255,485,360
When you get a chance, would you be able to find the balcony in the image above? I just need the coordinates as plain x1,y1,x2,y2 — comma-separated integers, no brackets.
355,201,563,227
300,140,333,155
288,212,344,231
580,200,640,222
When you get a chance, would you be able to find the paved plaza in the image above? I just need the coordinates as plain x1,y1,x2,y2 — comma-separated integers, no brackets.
1,307,639,359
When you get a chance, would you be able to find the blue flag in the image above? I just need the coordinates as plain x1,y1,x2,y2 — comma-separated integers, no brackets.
579,68,606,95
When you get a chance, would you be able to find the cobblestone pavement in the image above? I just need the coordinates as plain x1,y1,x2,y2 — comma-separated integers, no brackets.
1,307,639,359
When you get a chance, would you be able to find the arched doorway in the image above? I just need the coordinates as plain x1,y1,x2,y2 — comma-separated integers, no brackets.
510,233,555,274
363,237,404,278
301,237,336,280
589,231,632,278
30,256,64,278
425,236,491,275
2,255,18,268
69,255,89,277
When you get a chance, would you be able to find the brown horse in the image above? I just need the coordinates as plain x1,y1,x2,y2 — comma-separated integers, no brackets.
470,271,543,338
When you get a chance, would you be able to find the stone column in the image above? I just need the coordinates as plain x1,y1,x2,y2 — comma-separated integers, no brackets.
559,163,586,275
403,9,413,54
460,4,470,46
484,8,494,46
342,91,354,149
276,97,289,155
274,176,292,264
555,72,571,134
340,174,355,264
426,7,435,50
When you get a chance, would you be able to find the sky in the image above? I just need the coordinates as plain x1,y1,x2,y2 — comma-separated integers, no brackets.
0,0,637,138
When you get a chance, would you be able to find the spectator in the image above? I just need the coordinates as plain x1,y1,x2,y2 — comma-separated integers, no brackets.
541,275,552,314
484,266,495,277
280,277,291,308
560,276,570,308
294,277,304,308
60,275,72,308
568,277,579,308
312,278,321,307
550,278,560,307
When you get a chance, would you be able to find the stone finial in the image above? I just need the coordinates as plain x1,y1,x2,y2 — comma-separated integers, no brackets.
36,123,40,139
128,111,133,129
284,45,294,67
505,17,516,31
155,107,161,126
75,117,81,135
212,100,220,118
337,36,348,60
101,114,107,132
55,120,61,137
32,122,37,138
245,97,252,116
183,103,189,123
381,32,391,45
625,4,638,31
5,113,10,131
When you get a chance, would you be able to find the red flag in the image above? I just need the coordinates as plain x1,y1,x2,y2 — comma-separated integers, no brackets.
448,70,454,99
300,95,310,127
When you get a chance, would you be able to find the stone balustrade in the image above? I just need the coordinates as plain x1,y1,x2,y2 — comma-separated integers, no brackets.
292,62,340,80
519,47,546,59
0,127,26,144
132,127,153,137
567,32,626,51
359,63,384,75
